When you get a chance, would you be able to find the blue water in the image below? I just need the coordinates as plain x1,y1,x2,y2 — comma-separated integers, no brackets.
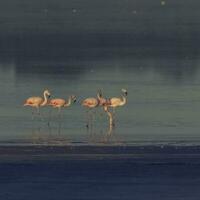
0,0,200,145
0,1,200,199
0,156,199,200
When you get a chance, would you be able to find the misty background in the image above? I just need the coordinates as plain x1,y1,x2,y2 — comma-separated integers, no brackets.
0,0,199,61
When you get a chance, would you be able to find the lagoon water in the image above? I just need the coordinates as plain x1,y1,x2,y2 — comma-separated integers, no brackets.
1,49,200,145
1,0,200,145
1,1,200,199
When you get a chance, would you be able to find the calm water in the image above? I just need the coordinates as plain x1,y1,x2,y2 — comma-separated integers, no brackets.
1,52,200,145
0,0,200,145
0,0,200,200
1,157,200,200
1,1,200,199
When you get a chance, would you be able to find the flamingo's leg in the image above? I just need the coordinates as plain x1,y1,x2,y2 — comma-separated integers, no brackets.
36,107,40,115
85,109,90,129
104,106,115,130
38,107,45,121
108,125,113,135
58,108,62,135
112,108,116,126
90,109,96,130
91,111,94,131
91,109,96,124
47,108,52,130
31,108,35,120
46,107,53,136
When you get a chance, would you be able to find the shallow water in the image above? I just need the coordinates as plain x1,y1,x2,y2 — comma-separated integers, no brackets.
1,51,200,145
0,1,200,199
0,0,200,145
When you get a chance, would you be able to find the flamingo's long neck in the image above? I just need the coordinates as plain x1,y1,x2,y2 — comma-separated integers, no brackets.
41,92,48,106
120,94,127,106
97,93,106,106
64,97,72,107
97,93,101,104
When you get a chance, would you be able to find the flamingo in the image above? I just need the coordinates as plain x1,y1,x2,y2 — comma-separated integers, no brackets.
24,89,51,118
93,90,114,136
48,95,76,134
96,89,112,120
106,89,128,110
96,89,114,131
105,89,128,126
82,89,115,130
82,91,103,128
48,95,76,112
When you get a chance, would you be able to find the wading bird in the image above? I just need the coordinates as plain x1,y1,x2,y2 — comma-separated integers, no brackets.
24,89,51,117
82,89,115,130
105,89,128,126
48,95,76,112
106,89,128,111
96,89,112,120
82,91,104,128
48,95,76,134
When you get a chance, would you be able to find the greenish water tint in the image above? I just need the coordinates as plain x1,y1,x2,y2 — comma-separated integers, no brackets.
0,56,200,145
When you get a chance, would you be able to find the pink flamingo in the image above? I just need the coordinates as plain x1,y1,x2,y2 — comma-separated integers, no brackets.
24,89,51,118
48,95,76,134
105,89,128,126
82,91,104,128
48,95,76,112
106,89,127,111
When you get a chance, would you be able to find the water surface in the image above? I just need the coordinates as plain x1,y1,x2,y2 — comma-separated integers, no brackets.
0,0,200,145
1,52,200,145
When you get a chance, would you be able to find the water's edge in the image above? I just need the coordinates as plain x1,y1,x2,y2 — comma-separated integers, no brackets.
0,143,200,164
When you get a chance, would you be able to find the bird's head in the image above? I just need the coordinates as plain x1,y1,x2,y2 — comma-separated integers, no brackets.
44,89,51,98
97,89,103,98
121,88,128,96
71,95,77,103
